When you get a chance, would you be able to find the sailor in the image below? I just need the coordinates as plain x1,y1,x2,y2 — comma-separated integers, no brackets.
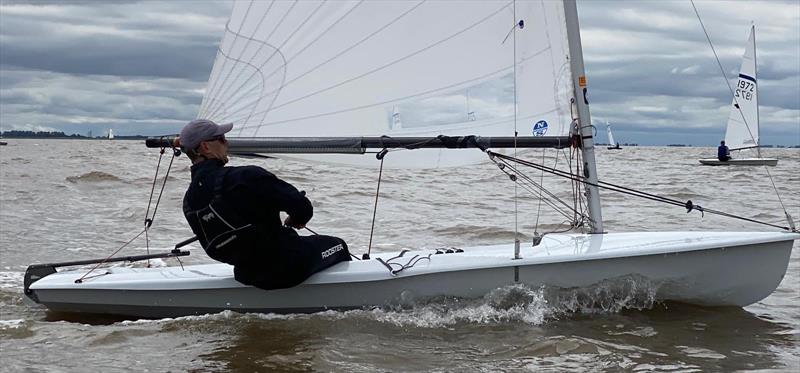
179,119,351,290
717,140,731,161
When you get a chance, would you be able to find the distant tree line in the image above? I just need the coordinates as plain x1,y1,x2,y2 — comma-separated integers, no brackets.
0,130,147,139
1,130,80,138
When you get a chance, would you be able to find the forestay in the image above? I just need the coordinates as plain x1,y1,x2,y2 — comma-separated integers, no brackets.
198,0,576,167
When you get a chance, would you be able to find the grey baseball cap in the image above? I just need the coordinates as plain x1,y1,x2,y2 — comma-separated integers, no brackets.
179,119,233,150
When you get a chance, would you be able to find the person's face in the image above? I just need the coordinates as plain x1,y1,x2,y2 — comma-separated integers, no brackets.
198,135,229,163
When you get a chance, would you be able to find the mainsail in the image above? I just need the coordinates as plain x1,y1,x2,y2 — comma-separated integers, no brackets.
724,25,759,151
197,0,578,167
606,121,616,147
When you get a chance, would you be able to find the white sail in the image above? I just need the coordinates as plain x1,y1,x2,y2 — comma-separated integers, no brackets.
198,0,576,167
724,26,758,150
606,121,616,147
108,129,114,140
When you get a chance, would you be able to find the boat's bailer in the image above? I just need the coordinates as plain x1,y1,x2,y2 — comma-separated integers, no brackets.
24,232,797,318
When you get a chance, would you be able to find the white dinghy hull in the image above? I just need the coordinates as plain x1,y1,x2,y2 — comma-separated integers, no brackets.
698,158,778,166
25,232,797,318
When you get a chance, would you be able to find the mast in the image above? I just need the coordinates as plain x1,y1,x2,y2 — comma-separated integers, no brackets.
564,0,603,233
752,24,761,157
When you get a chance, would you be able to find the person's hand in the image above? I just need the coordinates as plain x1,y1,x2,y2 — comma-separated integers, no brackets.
284,216,305,229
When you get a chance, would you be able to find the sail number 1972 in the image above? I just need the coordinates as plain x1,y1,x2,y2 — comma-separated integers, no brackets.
735,79,754,101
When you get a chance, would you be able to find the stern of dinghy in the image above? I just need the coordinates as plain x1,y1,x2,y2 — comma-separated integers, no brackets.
23,250,191,306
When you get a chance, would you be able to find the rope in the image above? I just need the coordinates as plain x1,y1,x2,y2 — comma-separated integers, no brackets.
365,150,387,258
76,141,192,281
144,147,165,230
374,249,433,275
533,148,547,234
489,155,577,220
75,228,147,283
488,151,792,231
142,146,178,265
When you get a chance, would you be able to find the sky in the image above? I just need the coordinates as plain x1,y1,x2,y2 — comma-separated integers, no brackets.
0,0,798,146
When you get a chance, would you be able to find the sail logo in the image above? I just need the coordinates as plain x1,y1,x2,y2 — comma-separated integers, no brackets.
532,120,548,136
201,212,216,222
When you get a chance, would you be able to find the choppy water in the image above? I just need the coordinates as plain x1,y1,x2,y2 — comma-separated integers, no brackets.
1,139,798,372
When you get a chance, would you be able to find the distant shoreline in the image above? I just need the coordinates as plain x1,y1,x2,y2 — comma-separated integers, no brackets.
0,130,149,140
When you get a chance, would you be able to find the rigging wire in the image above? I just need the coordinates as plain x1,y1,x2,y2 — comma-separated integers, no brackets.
78,143,181,279
690,0,794,229
489,151,793,231
143,147,179,258
533,148,550,235
75,228,149,284
365,150,387,259
489,155,578,220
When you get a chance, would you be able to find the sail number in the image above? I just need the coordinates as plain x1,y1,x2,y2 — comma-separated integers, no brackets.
735,79,755,101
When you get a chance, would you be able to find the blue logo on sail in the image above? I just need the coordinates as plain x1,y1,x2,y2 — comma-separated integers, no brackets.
532,120,548,136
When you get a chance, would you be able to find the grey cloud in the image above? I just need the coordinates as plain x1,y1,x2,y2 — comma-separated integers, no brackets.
1,36,216,80
0,0,229,80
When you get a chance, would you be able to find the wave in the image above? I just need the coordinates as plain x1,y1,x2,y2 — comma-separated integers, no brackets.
105,276,660,329
432,225,523,241
0,271,23,290
66,171,122,183
0,319,25,330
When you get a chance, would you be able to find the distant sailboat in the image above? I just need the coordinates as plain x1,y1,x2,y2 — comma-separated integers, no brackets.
108,129,115,140
606,121,621,150
699,26,777,166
